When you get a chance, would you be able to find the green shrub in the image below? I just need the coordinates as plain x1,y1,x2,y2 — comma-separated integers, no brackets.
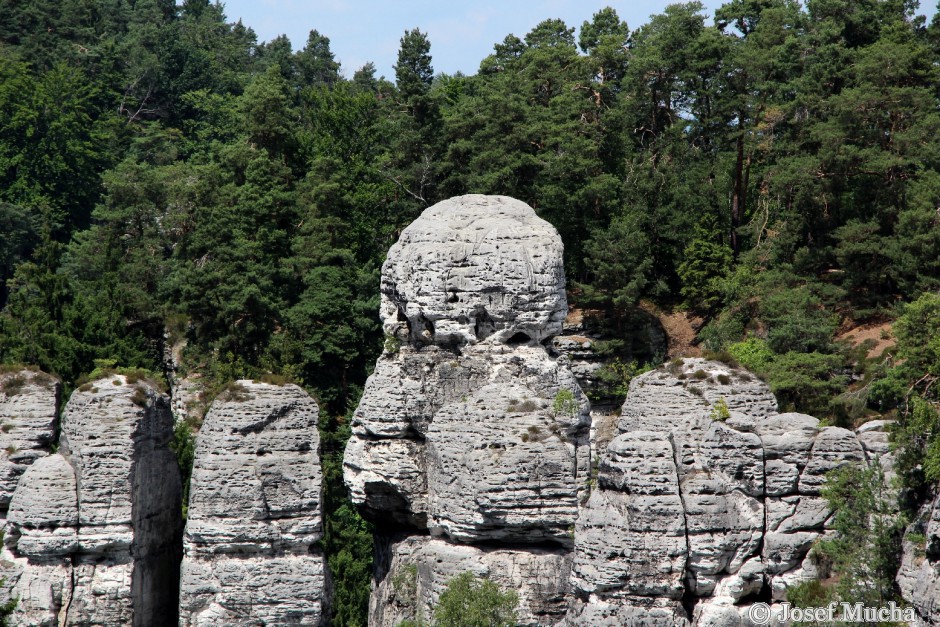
820,463,903,607
702,349,739,368
892,396,940,492
384,333,402,355
726,337,774,373
552,389,578,417
432,572,518,627
764,351,847,416
0,583,15,625
594,359,651,401
786,578,832,607
698,311,746,352
170,420,196,520
760,286,837,354
218,382,252,403
129,386,149,408
257,373,290,386
0,375,26,396
74,360,166,393
391,563,418,608
677,234,732,313
709,397,730,421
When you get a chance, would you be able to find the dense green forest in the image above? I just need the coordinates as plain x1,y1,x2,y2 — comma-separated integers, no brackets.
1,0,940,623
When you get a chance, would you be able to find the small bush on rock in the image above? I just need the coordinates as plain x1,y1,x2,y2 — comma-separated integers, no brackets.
709,397,730,421
432,572,518,627
552,389,578,417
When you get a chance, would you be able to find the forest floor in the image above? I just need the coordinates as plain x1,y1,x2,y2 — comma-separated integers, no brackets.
639,301,703,359
837,321,895,359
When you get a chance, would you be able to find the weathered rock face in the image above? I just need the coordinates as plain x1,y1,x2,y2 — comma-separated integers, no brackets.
345,195,590,625
2,453,78,623
179,380,329,626
571,430,687,619
347,195,894,626
1,374,182,627
379,194,568,347
0,370,59,515
576,358,878,623
372,535,572,627
427,381,587,547
898,494,940,624
345,343,591,531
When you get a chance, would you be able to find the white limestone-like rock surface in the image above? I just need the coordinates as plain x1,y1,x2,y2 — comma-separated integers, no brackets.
346,196,589,625
575,358,883,624
1,454,78,625
346,196,895,626
345,196,589,547
427,382,589,546
1,374,182,627
0,370,59,514
380,194,567,346
898,494,940,625
179,380,329,626
571,431,687,602
6,454,78,557
371,535,572,627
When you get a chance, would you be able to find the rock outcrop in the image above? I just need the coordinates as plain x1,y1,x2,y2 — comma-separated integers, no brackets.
0,369,59,516
574,358,876,624
179,380,329,626
898,494,940,624
379,194,567,347
345,195,591,625
346,195,895,626
0,193,917,626
1,374,182,626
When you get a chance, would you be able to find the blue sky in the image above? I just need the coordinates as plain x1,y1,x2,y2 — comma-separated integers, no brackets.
218,1,724,79
219,1,938,80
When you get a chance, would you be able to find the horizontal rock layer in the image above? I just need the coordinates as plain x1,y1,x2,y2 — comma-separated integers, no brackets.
576,358,882,623
179,380,329,626
0,370,59,513
2,374,182,627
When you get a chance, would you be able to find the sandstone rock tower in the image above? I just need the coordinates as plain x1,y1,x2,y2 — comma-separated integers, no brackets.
569,359,878,625
179,380,330,625
344,194,591,625
2,374,182,626
346,194,895,626
0,369,59,517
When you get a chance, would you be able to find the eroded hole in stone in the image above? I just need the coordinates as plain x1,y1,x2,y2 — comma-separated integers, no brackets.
473,307,496,341
506,332,531,346
446,292,459,303
412,314,435,343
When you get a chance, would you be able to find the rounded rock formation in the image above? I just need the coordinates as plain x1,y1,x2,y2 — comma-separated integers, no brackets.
380,194,567,346
345,195,590,625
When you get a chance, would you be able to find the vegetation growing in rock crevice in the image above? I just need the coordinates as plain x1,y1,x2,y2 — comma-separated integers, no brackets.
396,572,517,627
